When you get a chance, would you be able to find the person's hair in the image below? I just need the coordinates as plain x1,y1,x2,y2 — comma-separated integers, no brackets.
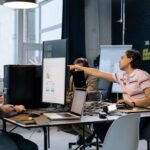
125,49,141,69
73,57,89,67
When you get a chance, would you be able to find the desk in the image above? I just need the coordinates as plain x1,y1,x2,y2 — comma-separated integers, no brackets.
1,113,120,150
2,109,150,150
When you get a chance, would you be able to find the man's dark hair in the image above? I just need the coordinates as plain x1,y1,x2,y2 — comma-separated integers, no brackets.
73,57,89,67
125,49,142,69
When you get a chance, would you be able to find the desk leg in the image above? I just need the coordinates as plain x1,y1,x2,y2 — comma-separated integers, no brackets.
96,134,99,150
47,127,50,148
2,120,6,131
82,124,85,150
43,127,48,150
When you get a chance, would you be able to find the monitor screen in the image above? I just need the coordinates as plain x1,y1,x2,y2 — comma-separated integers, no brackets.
4,65,42,108
43,39,68,58
42,39,69,89
42,58,66,105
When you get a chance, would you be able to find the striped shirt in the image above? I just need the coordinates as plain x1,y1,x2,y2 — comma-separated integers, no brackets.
112,69,150,100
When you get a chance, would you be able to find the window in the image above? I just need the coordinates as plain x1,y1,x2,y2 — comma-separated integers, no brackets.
20,0,63,64
20,9,42,64
40,0,63,41
0,0,63,93
0,6,16,78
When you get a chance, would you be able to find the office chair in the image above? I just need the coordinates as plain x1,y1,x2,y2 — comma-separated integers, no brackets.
68,131,101,150
102,113,140,150
0,132,19,150
68,79,112,149
140,118,150,150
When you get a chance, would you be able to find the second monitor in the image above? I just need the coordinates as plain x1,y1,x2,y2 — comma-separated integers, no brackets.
72,71,86,88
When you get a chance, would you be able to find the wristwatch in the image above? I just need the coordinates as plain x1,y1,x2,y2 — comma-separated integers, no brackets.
131,101,136,107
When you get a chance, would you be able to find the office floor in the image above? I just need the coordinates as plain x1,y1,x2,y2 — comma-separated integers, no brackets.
6,125,147,150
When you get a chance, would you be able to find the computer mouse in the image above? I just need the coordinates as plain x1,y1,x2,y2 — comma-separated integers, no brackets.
117,103,133,109
99,112,107,119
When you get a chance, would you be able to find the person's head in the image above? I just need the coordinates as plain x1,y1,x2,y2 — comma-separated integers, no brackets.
73,57,89,67
119,49,141,70
73,57,89,78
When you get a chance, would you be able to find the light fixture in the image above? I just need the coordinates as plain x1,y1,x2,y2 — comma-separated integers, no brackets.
116,0,126,45
3,0,38,9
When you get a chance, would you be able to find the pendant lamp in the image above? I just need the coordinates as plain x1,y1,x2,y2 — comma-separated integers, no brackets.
3,0,38,9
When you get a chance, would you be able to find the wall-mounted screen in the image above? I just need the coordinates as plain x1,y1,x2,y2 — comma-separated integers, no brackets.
42,58,66,105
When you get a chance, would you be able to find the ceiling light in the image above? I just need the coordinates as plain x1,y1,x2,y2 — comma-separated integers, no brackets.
3,0,38,9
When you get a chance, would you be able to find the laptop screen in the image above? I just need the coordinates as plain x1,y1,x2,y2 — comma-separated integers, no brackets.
71,89,87,115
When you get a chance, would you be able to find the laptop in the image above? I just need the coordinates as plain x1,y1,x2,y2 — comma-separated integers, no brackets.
43,89,87,120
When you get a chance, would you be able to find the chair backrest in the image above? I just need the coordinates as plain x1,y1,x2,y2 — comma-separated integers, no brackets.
0,132,19,150
102,113,140,150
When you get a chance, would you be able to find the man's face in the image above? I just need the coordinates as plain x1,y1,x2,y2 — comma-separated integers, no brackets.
119,53,132,70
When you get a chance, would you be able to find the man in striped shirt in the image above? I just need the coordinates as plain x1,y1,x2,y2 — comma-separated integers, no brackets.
69,49,150,142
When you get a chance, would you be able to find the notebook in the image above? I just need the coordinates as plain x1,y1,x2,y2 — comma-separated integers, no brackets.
43,89,87,120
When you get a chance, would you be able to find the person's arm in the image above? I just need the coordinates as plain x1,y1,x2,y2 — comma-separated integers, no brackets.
0,104,15,113
0,104,25,113
133,88,150,107
117,88,150,107
69,65,114,82
14,105,26,112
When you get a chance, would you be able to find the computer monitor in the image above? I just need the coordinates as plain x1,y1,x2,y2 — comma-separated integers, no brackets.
43,38,70,90
43,39,68,59
72,71,86,88
4,65,42,108
42,39,68,105
42,58,66,105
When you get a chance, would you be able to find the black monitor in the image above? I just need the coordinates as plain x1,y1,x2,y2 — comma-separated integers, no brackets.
43,39,68,59
4,65,42,108
72,71,86,88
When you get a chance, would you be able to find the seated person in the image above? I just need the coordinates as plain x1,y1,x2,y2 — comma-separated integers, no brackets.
69,57,98,92
65,57,98,109
69,49,150,143
0,100,38,150
63,57,98,143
